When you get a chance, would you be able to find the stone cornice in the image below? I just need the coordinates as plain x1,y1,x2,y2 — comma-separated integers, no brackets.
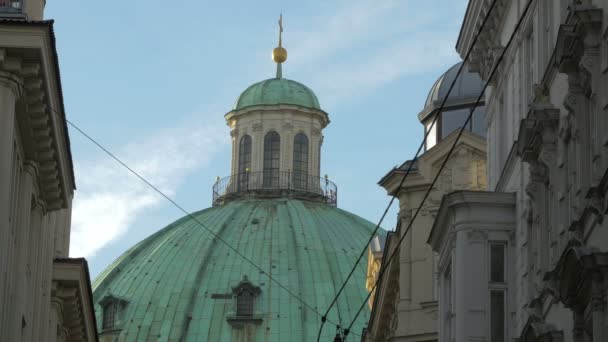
52,258,99,342
0,21,74,210
456,0,513,81
517,103,560,166
417,97,485,123
224,104,330,128
379,130,486,195
428,190,515,251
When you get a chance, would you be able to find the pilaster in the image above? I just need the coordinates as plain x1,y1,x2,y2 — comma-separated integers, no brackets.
0,69,22,342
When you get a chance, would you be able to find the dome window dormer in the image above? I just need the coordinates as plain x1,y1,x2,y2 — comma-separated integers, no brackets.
227,276,263,327
98,294,128,333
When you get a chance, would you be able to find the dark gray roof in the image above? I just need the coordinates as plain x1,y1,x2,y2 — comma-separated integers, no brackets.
423,61,483,110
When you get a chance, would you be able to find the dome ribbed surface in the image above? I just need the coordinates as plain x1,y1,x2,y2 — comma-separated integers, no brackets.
233,78,321,110
92,198,378,341
424,62,483,108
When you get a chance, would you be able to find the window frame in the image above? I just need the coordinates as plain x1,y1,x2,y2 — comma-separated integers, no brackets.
488,241,508,342
236,289,255,317
292,133,309,189
102,302,118,330
263,131,281,187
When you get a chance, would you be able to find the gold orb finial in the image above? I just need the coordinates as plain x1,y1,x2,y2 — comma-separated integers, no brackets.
272,14,287,64
272,46,287,63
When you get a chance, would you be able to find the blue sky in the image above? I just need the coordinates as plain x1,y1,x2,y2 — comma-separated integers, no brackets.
46,0,468,277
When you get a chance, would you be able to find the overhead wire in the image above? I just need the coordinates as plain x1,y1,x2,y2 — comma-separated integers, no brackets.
64,118,342,329
315,0,499,339
341,0,534,339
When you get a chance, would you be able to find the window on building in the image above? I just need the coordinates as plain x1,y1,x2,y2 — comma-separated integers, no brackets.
238,135,252,190
490,243,505,283
102,302,118,330
292,133,309,189
490,290,506,342
263,131,280,187
230,276,261,320
239,135,252,174
236,290,255,316
425,118,438,150
425,105,486,152
441,108,469,138
489,242,507,342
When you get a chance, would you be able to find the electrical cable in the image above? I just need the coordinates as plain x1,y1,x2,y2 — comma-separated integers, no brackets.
315,0,500,339
64,118,341,328
342,0,534,339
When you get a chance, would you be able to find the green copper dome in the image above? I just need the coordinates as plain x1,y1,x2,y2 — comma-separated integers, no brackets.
93,198,379,341
233,78,321,110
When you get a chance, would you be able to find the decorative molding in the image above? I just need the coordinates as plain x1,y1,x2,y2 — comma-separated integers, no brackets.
1,46,70,210
282,122,294,131
467,229,488,243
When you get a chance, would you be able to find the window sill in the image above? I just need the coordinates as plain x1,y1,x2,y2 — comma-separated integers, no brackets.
226,314,264,328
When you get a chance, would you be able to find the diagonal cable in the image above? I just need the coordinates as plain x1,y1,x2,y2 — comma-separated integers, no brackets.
315,0,499,339
65,118,339,327
342,0,534,338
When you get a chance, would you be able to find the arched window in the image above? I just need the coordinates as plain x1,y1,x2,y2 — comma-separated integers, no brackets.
238,135,252,174
292,133,309,189
238,135,252,191
263,132,280,187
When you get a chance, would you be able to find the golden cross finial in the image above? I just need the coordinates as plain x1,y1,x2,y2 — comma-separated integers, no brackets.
272,13,287,78
278,13,284,47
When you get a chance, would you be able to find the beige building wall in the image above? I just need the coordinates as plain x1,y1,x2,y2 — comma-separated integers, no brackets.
0,3,97,341
365,131,487,342
225,105,329,178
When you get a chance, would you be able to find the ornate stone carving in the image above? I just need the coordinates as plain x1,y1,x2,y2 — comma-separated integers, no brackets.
587,187,605,222
466,229,487,243
533,84,551,105
252,122,263,132
282,122,293,131
530,161,549,185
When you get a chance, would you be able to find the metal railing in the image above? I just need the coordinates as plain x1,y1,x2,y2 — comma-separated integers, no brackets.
0,0,22,14
212,171,338,207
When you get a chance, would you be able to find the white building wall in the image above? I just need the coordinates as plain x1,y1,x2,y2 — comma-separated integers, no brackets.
450,0,608,341
0,14,96,340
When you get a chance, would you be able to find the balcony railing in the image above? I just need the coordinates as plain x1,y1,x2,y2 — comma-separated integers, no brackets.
0,0,22,14
212,171,338,207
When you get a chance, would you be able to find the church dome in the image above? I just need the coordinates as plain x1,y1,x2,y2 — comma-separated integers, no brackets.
92,198,377,341
424,61,483,110
233,78,321,110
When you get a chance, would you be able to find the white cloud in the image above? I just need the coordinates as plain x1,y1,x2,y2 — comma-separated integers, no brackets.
69,114,228,257
286,0,465,107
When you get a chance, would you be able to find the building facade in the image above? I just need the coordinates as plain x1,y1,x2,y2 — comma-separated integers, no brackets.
363,62,488,342
430,0,608,341
0,1,97,341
